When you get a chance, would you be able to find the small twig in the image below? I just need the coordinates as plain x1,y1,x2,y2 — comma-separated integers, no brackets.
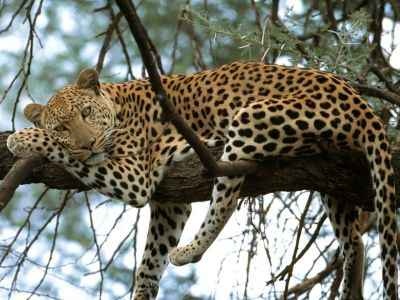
93,3,109,13
85,193,104,300
286,254,343,298
250,0,263,33
0,68,22,104
285,210,379,298
243,201,258,299
26,192,64,300
0,187,49,267
282,192,314,299
325,0,337,30
169,6,186,73
0,286,61,300
179,7,207,70
128,210,141,299
96,12,122,74
0,154,45,212
98,204,128,251
0,1,26,34
267,213,327,285
202,0,217,65
8,192,69,298
145,31,165,75
10,0,44,131
85,220,136,276
110,7,135,79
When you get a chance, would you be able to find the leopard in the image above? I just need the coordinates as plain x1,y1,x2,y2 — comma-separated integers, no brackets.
7,61,398,300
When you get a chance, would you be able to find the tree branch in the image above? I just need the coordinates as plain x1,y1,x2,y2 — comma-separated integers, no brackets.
116,0,221,175
2,132,400,212
286,255,343,298
95,11,123,74
352,82,400,106
0,152,45,212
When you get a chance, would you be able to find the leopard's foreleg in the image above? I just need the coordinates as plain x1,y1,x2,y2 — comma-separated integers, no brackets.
7,128,152,207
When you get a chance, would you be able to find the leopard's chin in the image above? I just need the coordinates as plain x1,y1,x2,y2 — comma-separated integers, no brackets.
85,152,107,165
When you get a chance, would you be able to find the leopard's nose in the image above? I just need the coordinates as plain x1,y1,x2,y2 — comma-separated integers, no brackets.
89,137,96,147
81,137,96,150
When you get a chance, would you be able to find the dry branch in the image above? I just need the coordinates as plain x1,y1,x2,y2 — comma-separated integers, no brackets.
95,11,123,74
286,256,343,299
1,131,400,211
115,0,221,175
0,151,45,212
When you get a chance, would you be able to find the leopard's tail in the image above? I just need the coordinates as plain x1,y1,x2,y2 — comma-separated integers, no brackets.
362,121,398,300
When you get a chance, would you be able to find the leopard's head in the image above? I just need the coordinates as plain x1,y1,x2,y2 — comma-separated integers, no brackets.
24,69,118,163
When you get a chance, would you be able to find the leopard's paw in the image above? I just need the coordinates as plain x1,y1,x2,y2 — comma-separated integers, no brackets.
133,282,158,300
132,292,153,300
169,245,203,266
7,128,50,158
7,131,33,158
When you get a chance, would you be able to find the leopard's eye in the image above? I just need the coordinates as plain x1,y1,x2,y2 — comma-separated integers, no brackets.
54,124,67,132
81,106,92,118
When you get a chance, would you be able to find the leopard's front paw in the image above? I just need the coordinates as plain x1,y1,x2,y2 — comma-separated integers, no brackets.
7,130,36,158
7,128,55,160
169,245,203,266
133,282,158,300
132,292,153,300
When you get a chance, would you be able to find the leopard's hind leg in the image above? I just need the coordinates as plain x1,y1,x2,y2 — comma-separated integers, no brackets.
322,194,365,300
169,174,245,266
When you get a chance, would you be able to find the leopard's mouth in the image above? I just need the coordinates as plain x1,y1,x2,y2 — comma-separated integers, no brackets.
70,148,107,165
85,152,107,165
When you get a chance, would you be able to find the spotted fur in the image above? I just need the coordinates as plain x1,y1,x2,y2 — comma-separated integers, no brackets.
7,62,398,300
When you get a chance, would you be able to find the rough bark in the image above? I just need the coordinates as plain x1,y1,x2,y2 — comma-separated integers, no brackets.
1,131,400,210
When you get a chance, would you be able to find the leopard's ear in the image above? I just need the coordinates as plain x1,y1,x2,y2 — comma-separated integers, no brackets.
76,68,100,95
24,103,45,127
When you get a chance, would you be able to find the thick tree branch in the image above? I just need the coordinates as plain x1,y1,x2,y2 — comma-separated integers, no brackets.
0,153,45,212
352,82,400,106
1,132,400,211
